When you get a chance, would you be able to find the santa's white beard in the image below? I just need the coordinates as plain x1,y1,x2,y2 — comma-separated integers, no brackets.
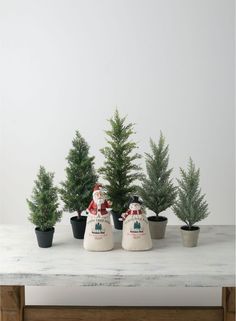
94,198,105,207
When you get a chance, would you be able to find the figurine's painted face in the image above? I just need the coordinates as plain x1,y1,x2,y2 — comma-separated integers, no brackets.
129,202,141,211
93,190,105,205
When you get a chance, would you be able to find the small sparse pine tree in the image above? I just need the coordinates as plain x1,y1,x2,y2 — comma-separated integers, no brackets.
173,158,209,228
27,166,62,231
99,110,143,214
60,131,98,217
139,133,177,218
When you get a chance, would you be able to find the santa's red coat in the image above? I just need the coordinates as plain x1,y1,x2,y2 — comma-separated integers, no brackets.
87,200,111,215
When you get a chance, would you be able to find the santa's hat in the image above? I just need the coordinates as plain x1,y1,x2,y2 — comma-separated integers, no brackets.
93,183,103,195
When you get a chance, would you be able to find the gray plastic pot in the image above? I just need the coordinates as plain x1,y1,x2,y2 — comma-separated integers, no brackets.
180,226,200,247
148,216,168,239
35,227,54,248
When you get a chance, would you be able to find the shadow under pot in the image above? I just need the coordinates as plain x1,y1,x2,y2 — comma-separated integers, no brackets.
180,226,200,247
70,216,87,239
35,227,54,248
112,211,123,230
148,216,168,239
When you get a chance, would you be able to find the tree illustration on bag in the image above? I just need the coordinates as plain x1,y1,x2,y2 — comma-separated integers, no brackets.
134,221,141,231
95,222,102,231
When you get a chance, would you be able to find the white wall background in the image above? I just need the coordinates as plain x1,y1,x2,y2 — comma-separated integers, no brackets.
0,0,234,306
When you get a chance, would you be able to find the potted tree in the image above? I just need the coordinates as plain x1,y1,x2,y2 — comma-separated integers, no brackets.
173,158,210,247
27,166,62,248
139,133,177,239
99,110,143,229
60,131,97,239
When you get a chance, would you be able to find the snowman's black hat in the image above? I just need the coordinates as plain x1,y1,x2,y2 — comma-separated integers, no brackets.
128,195,143,206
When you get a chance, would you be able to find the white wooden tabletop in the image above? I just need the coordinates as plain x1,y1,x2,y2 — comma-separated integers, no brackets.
0,225,234,287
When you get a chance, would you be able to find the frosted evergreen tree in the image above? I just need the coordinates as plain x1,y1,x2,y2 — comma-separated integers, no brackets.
173,158,209,229
139,133,177,220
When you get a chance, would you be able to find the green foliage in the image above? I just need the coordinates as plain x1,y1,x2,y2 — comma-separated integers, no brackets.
98,110,143,214
59,131,97,216
139,133,177,217
173,158,209,228
27,166,62,231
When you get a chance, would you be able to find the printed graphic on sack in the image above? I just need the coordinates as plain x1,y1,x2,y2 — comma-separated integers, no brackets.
86,217,110,239
92,222,105,235
130,221,144,233
125,216,147,238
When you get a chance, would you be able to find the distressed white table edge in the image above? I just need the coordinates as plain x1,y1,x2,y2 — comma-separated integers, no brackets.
0,225,235,287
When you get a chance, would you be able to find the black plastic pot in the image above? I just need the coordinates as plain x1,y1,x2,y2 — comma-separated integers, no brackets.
35,227,54,248
70,216,87,239
112,211,123,230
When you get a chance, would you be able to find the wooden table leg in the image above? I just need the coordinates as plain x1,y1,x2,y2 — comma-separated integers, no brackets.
222,287,235,321
0,286,25,321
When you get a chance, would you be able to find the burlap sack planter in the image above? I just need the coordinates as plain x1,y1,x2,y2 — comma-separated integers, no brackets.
122,214,152,251
83,214,114,251
180,226,200,247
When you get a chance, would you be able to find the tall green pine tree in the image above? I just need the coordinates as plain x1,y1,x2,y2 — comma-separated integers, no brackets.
99,110,142,214
60,131,97,217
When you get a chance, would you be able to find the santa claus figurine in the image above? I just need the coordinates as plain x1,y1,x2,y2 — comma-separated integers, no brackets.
83,184,114,251
87,184,111,216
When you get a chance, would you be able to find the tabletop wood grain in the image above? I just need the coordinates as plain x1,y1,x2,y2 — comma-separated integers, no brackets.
0,225,234,287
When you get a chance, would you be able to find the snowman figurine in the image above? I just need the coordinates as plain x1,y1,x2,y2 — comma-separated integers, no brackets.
121,196,152,251
83,184,114,251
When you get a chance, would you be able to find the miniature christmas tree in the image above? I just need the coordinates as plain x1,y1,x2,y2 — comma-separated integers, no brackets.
173,158,209,229
139,133,177,220
27,166,62,231
99,110,142,221
60,131,98,218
